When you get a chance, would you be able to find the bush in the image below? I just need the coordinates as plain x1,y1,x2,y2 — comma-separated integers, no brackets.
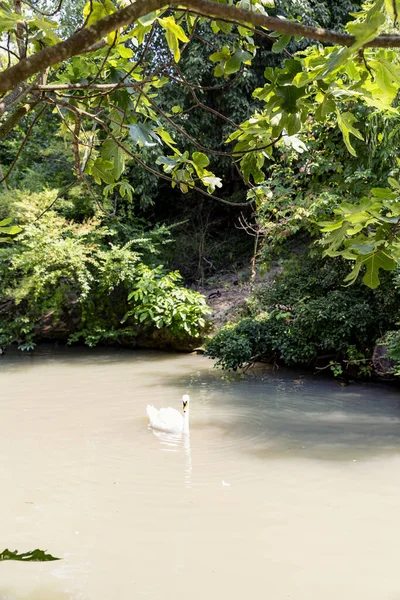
0,190,209,349
206,253,400,371
206,319,270,370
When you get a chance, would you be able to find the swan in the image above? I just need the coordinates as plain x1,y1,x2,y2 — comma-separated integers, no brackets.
147,394,190,434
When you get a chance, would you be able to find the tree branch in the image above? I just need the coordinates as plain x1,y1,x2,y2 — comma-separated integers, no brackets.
0,99,39,139
0,105,47,182
1,0,400,95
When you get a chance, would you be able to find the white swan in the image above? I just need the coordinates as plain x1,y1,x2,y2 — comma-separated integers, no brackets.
147,394,190,434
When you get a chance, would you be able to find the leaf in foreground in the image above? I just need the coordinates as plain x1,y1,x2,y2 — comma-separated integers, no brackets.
0,548,61,561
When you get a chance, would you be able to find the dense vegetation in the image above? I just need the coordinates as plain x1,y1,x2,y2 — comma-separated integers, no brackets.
0,189,209,349
2,0,400,376
206,254,400,375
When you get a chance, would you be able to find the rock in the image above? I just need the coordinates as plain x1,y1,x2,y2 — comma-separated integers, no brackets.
35,295,80,341
373,339,397,376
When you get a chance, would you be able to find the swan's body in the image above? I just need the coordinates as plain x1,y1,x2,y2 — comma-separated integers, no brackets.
147,394,190,434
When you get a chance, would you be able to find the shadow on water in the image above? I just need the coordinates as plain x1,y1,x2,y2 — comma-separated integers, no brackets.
166,365,400,461
0,344,179,372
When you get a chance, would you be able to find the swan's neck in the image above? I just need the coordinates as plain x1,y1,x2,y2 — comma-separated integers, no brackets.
183,409,190,434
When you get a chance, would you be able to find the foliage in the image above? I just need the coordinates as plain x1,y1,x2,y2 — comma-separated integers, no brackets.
0,190,209,349
206,318,270,369
206,252,400,370
1,0,400,287
0,549,60,561
0,216,21,242
318,182,400,288
385,330,400,374
123,266,210,336
249,107,400,262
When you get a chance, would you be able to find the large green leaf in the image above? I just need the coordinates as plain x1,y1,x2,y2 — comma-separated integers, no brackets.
87,158,115,185
101,140,125,180
0,10,22,34
272,35,291,54
275,85,305,114
0,217,22,243
225,54,241,75
369,58,400,104
337,111,363,156
240,153,265,184
128,123,160,147
158,16,189,62
344,250,397,288
347,0,385,51
0,549,60,562
192,152,210,168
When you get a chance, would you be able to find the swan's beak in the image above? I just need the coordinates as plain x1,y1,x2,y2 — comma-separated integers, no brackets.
182,394,190,412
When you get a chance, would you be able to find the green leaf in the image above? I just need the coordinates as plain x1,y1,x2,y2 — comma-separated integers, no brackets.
347,2,385,50
138,11,157,26
117,45,133,59
385,0,400,22
363,250,397,288
337,111,363,157
0,218,12,227
156,155,180,173
132,22,152,44
128,123,160,147
209,47,230,63
82,1,110,26
0,11,22,34
315,94,336,121
216,20,233,34
0,549,60,562
240,153,265,184
225,54,241,75
389,177,400,190
87,158,114,185
192,152,210,168
293,70,317,88
119,180,134,201
171,105,182,114
158,16,189,62
322,222,349,254
30,17,60,44
101,139,125,180
0,225,22,235
155,128,177,149
272,34,291,54
275,85,305,114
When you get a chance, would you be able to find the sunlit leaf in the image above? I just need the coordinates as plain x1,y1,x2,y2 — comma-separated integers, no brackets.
158,16,189,62
337,111,363,157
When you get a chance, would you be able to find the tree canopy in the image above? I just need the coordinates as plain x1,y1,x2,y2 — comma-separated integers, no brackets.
1,0,400,287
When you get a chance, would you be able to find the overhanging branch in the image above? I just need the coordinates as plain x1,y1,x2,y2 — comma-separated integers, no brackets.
1,0,400,95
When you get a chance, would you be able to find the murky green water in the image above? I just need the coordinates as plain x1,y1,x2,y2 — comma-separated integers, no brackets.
1,347,399,600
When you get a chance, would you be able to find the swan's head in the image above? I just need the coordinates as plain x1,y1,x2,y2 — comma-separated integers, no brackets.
182,394,190,412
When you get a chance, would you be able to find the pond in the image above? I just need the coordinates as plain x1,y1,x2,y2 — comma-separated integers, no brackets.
0,347,400,600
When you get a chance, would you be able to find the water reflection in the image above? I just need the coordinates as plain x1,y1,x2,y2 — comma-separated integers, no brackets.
150,429,193,488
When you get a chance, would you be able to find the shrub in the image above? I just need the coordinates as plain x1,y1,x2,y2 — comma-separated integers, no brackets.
206,253,400,371
0,190,209,349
